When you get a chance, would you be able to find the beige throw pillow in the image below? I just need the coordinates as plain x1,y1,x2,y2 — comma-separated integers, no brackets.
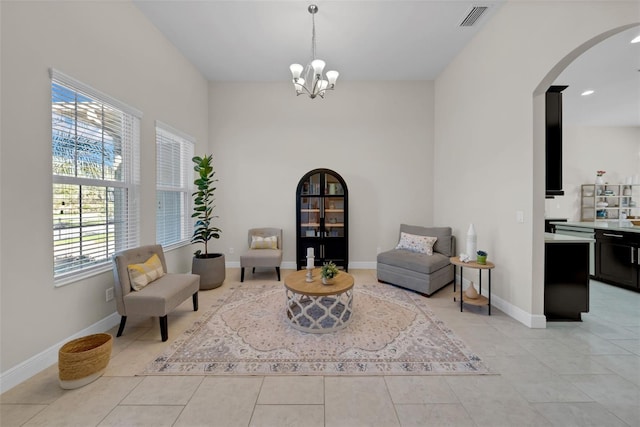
250,235,278,249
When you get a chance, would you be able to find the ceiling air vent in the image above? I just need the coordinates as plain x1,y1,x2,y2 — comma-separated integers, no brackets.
459,6,489,27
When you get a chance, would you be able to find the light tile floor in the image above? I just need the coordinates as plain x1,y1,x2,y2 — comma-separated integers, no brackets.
2,269,639,426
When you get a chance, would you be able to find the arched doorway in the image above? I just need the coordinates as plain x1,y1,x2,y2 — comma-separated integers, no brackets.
531,23,640,323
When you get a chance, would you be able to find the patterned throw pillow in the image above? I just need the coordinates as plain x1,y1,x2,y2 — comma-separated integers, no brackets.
395,232,438,255
250,235,278,249
127,253,165,291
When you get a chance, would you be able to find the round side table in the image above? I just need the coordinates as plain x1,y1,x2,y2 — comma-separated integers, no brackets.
450,256,495,315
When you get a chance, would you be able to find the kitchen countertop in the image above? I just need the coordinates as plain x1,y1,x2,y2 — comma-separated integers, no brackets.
544,232,595,243
550,221,640,234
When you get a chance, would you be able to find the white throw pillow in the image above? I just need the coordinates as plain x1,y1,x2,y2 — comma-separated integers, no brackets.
250,235,278,249
395,232,438,255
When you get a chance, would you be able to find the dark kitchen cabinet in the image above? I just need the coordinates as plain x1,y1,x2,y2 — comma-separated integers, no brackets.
296,169,348,271
595,229,640,291
545,241,590,321
545,85,568,198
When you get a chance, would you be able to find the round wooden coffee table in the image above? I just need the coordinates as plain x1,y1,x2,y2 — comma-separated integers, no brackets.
284,268,354,333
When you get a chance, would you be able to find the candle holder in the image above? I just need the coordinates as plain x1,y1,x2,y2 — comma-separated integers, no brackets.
306,256,314,282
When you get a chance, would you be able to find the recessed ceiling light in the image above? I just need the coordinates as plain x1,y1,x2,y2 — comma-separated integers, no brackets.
581,90,595,96
632,35,640,44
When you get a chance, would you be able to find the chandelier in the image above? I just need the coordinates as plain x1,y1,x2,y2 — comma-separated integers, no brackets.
290,4,339,99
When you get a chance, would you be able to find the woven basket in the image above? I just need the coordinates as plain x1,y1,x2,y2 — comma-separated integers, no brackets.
58,333,112,389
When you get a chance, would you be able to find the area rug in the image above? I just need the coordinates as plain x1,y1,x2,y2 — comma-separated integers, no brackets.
141,280,491,376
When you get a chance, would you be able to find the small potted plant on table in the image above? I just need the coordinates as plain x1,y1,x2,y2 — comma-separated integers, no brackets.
321,261,339,285
476,250,487,265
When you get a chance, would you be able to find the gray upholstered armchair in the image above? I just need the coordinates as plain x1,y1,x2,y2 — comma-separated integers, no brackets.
240,228,283,282
377,224,455,296
112,245,199,342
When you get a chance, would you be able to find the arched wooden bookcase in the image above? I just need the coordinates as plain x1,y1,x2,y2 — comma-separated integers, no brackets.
296,169,348,271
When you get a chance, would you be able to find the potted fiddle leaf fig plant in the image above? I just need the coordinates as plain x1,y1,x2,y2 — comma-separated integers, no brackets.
191,154,225,289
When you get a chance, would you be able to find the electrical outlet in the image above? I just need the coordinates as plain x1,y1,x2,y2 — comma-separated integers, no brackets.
229,247,234,254
516,210,525,223
105,288,114,302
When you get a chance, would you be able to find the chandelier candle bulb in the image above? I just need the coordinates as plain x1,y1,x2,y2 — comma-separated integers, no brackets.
290,64,303,79
326,70,339,85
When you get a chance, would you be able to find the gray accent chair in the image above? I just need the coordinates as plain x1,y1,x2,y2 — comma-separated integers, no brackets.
377,224,455,296
240,228,283,282
112,245,199,342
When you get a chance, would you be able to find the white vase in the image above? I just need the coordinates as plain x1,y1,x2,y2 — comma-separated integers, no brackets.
466,224,477,258
595,176,604,185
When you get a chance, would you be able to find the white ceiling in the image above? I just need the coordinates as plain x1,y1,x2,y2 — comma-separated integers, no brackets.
555,26,640,127
133,0,504,81
133,1,639,126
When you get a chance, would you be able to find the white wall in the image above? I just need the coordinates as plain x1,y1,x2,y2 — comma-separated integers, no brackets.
434,1,639,326
545,126,640,220
0,1,208,379
208,81,435,268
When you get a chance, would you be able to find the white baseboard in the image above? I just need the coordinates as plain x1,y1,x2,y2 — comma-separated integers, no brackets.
0,312,120,394
348,261,377,269
458,276,546,329
225,261,376,270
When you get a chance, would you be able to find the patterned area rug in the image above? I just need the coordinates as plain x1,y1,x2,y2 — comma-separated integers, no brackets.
141,280,491,376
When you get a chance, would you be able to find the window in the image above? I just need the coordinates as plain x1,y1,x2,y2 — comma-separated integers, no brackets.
156,122,194,247
51,69,141,284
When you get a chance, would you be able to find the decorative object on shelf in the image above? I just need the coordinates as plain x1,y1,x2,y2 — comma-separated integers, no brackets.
466,224,477,259
321,261,339,285
465,282,479,299
476,250,487,265
289,4,339,99
191,154,225,289
458,253,471,263
596,170,606,185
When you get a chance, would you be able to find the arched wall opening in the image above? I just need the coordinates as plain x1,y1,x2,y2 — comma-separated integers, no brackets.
531,23,640,319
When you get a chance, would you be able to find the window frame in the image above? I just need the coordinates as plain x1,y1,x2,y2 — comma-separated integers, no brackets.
155,121,195,249
51,69,141,286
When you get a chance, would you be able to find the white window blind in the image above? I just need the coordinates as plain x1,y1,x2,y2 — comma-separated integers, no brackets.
51,69,141,284
156,121,194,247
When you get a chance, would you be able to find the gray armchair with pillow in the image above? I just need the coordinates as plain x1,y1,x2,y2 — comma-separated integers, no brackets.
240,228,283,282
112,245,199,342
377,224,455,296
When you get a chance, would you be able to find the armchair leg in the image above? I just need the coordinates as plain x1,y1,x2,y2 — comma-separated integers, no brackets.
252,267,256,273
192,292,199,311
159,316,168,342
116,316,127,337
276,267,281,281
241,267,245,282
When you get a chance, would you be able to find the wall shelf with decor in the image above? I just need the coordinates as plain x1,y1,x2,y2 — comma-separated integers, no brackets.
296,169,348,270
581,184,639,222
